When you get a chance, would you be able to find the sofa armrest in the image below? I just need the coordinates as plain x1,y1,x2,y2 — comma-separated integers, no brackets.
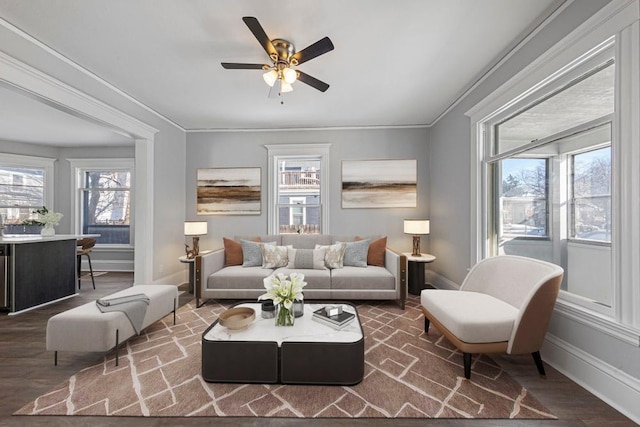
194,248,224,307
385,247,407,309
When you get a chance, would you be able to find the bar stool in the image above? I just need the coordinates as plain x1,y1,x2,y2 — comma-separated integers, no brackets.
77,237,96,289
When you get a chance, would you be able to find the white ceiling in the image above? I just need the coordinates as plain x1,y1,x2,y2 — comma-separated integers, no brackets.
0,0,559,145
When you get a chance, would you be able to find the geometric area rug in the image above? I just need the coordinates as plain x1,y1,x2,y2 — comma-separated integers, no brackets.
15,295,555,419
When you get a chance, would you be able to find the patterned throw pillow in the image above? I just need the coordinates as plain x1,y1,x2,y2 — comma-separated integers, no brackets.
315,243,346,269
338,239,370,268
241,240,275,267
287,247,327,270
261,244,290,269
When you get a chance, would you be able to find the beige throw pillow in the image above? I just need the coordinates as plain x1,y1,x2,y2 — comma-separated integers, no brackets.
315,243,346,269
261,244,290,269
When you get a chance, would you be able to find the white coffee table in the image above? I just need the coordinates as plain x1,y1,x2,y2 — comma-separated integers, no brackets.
202,302,364,385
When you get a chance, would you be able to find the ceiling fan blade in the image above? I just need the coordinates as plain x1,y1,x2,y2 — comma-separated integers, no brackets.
221,63,267,70
297,71,330,92
291,37,334,65
242,16,277,59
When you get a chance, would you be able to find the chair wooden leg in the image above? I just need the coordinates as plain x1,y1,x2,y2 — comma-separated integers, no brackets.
532,351,546,378
463,353,472,379
424,317,430,334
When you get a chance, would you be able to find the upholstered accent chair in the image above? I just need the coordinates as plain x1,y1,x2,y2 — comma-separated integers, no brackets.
420,255,564,379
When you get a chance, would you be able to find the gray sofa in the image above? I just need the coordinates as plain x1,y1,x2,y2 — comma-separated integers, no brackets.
195,234,408,308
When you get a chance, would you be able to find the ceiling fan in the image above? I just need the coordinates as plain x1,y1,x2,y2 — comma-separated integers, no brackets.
221,17,334,98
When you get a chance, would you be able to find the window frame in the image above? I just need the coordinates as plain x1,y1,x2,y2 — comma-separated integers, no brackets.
265,144,331,235
466,1,640,344
0,153,55,224
69,158,135,249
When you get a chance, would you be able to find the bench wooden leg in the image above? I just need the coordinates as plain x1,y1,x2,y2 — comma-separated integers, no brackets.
424,317,430,334
532,351,546,378
54,351,58,366
173,297,177,325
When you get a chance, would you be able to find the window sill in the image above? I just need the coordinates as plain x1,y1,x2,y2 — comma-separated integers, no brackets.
554,298,640,347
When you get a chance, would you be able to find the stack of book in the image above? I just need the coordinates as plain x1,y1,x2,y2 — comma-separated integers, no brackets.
312,306,355,329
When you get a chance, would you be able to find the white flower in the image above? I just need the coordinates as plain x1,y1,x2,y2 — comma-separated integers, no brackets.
258,272,307,307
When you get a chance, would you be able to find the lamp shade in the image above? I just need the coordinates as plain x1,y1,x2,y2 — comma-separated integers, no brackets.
404,219,430,235
184,221,208,236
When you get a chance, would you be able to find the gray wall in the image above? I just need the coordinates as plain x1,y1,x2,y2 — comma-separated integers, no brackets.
0,19,187,281
186,127,429,253
429,0,640,404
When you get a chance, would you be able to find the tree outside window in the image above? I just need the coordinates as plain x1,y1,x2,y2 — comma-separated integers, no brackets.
82,170,131,244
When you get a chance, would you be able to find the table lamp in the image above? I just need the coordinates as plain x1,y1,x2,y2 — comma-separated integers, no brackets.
184,221,208,258
404,219,430,256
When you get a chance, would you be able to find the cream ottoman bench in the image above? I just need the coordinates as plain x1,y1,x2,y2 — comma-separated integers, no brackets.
46,284,179,366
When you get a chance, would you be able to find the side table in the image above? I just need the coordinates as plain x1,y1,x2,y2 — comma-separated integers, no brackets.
179,250,211,293
404,253,436,296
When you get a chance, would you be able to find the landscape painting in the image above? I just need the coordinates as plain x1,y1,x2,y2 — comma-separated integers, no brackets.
342,159,417,208
197,168,261,215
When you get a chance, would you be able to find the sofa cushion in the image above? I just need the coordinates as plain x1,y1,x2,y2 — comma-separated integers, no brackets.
421,290,518,344
287,247,327,270
209,265,273,290
339,239,370,268
356,235,387,267
316,242,346,269
241,240,276,267
331,266,395,290
224,237,261,267
261,244,290,269
281,234,332,249
273,267,331,289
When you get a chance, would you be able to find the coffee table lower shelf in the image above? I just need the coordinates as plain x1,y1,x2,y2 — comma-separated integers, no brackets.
201,302,364,385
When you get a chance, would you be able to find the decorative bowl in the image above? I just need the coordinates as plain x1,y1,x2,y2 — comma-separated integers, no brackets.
218,307,256,330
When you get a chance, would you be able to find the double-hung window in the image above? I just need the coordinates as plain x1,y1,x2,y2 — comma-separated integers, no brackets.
0,154,54,228
70,159,134,247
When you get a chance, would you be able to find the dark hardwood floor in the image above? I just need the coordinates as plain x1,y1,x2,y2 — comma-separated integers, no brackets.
0,272,635,426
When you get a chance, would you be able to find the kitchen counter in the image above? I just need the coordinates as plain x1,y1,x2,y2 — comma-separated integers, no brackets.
1,234,98,314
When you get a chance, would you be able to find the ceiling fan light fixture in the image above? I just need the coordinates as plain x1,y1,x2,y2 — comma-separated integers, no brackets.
282,67,297,84
280,80,294,93
262,70,278,87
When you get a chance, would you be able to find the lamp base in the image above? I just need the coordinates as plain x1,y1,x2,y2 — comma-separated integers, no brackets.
411,235,422,257
185,236,200,259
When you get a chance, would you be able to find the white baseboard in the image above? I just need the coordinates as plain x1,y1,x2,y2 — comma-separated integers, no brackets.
543,334,640,424
80,259,134,272
150,270,185,286
428,271,461,290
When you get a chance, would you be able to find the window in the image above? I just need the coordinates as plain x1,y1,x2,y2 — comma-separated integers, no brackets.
498,158,549,239
71,159,134,247
276,159,321,234
266,144,331,235
0,154,54,227
570,146,611,242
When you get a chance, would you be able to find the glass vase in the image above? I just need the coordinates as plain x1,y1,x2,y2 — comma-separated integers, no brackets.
40,223,55,236
275,304,295,326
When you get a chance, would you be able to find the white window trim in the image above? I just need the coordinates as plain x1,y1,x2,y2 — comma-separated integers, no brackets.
265,143,331,235
0,153,56,211
466,0,640,342
68,158,135,248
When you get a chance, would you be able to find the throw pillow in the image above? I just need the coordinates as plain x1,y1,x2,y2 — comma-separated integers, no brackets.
241,240,275,267
315,243,346,269
287,247,327,270
356,236,387,267
261,244,290,269
224,237,260,267
338,239,370,268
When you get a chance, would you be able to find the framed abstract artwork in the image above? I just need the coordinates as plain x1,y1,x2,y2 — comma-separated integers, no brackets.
341,159,417,208
197,167,261,215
